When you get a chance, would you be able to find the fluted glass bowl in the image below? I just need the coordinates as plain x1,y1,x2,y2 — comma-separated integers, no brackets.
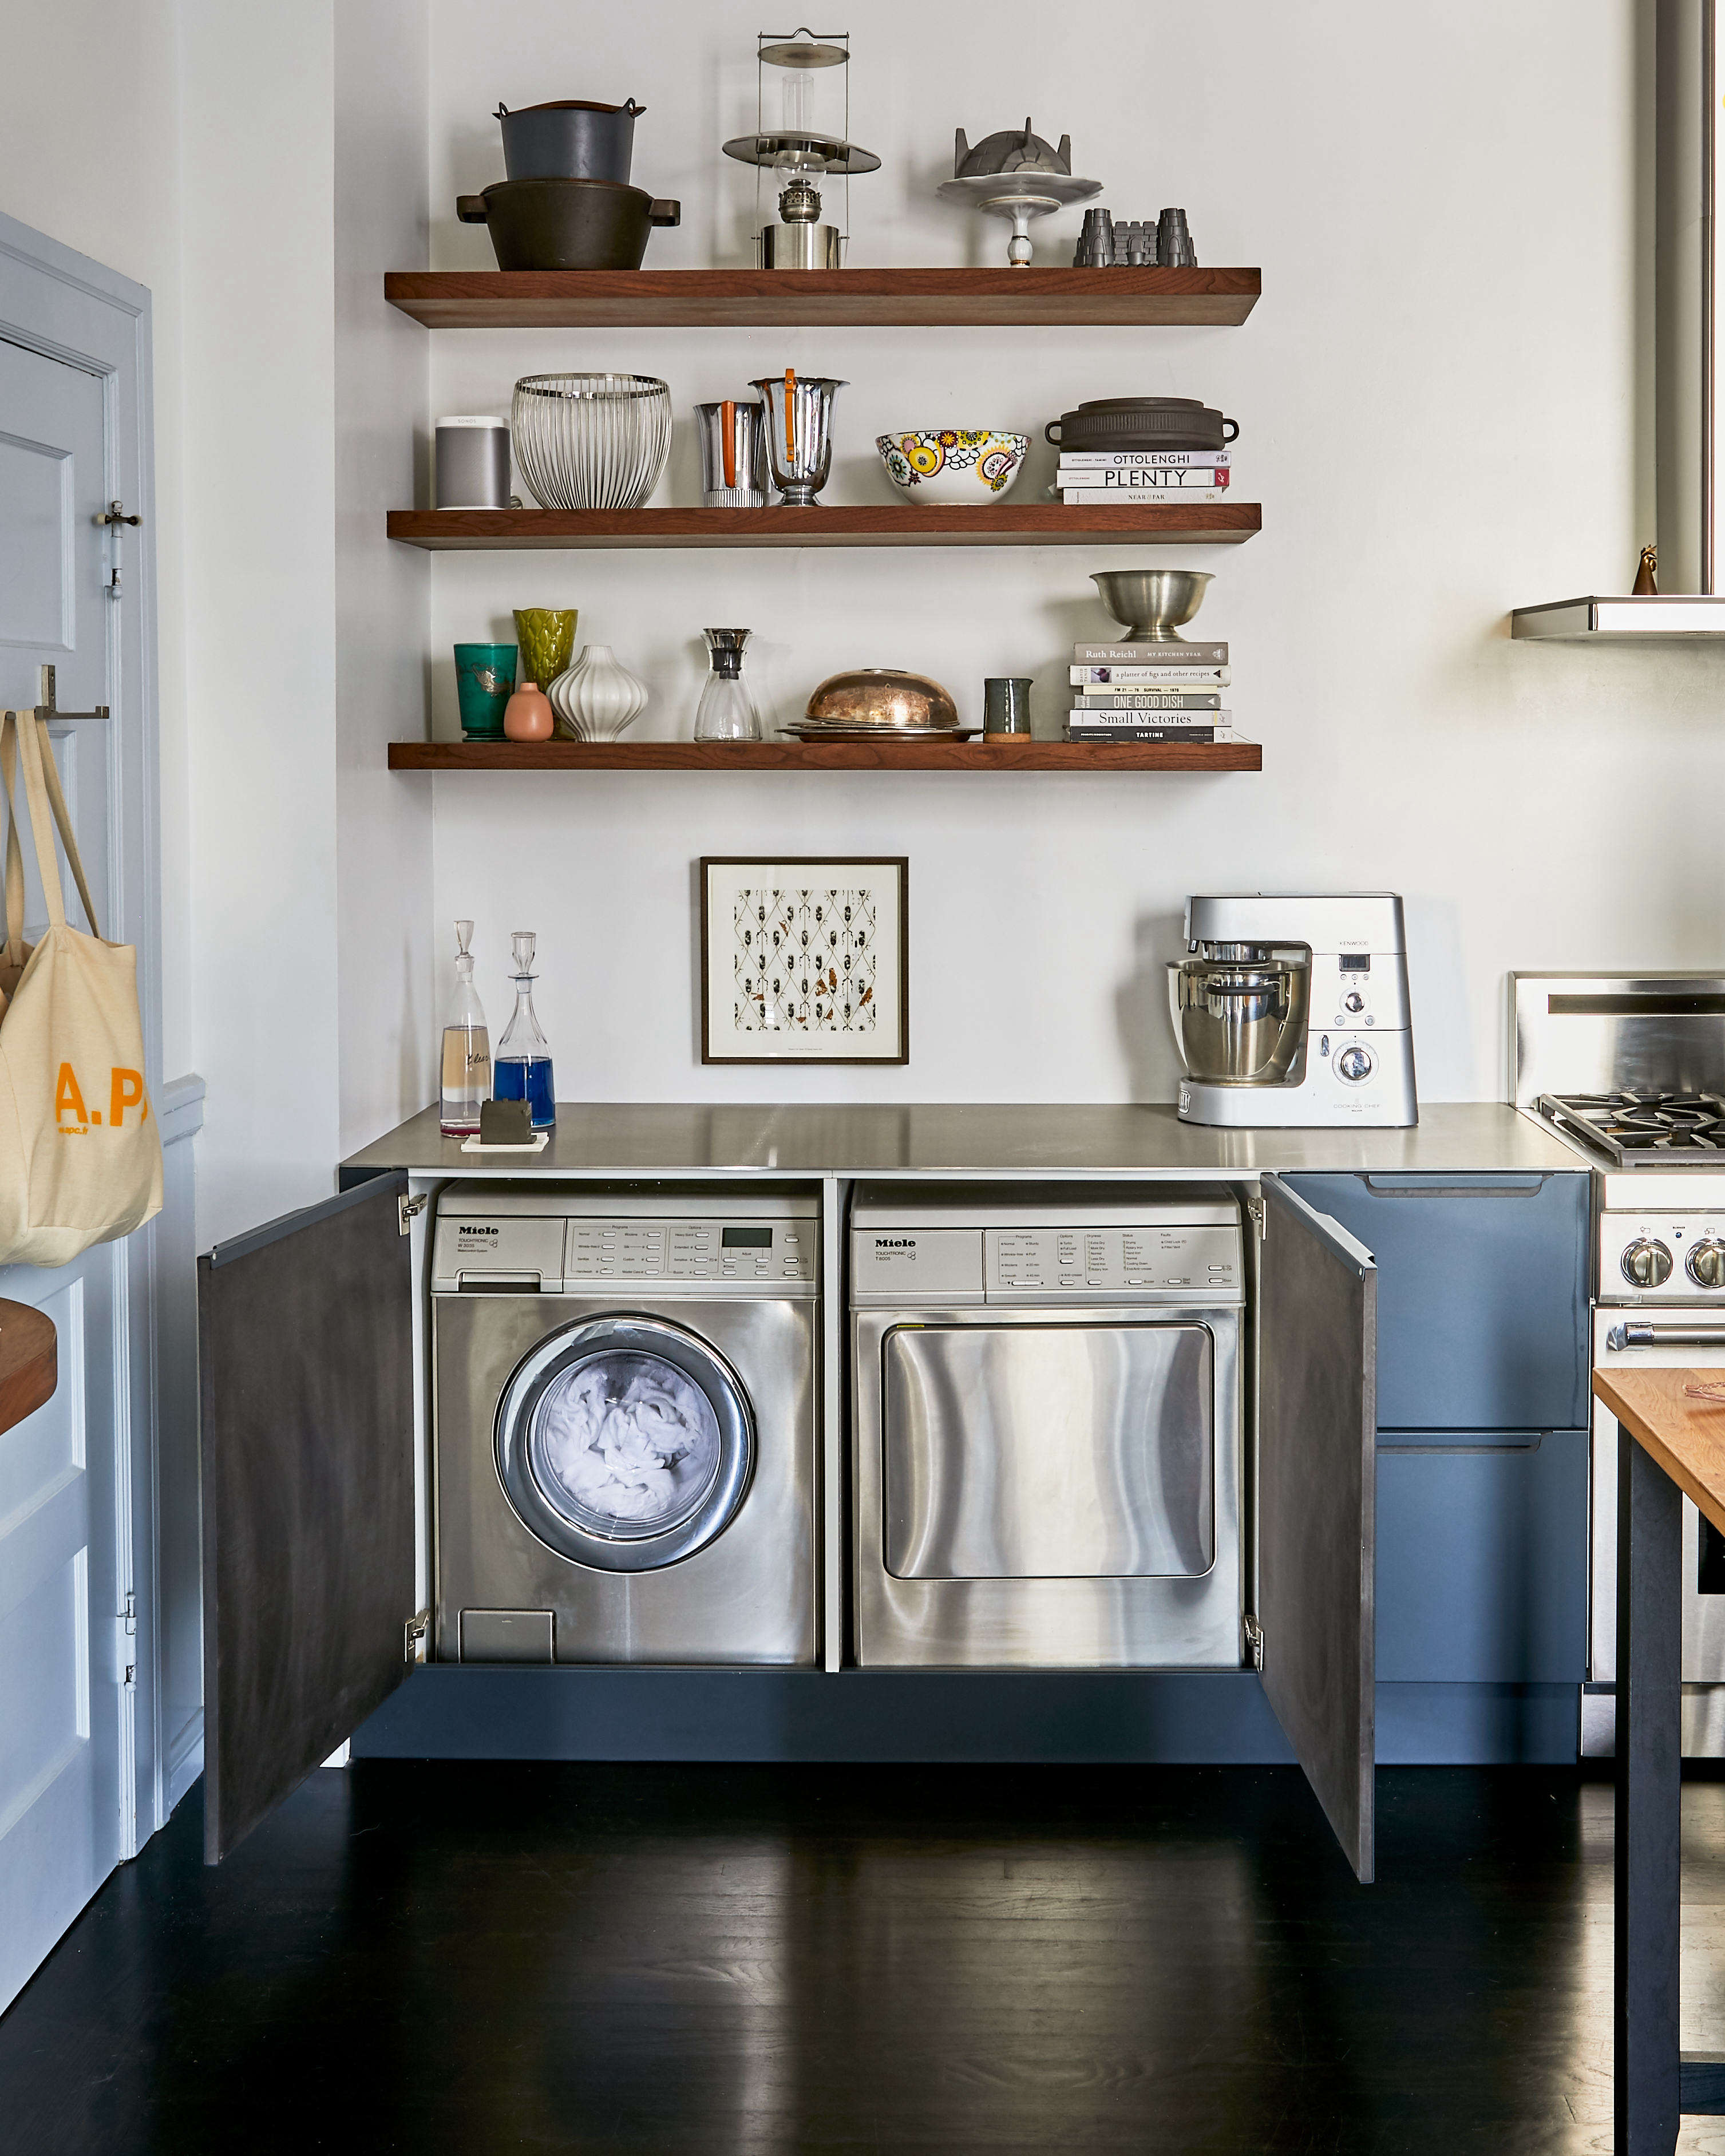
512,373,671,511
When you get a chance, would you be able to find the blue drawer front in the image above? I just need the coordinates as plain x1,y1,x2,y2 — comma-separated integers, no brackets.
1374,1433,1589,1682
1281,1171,1590,1431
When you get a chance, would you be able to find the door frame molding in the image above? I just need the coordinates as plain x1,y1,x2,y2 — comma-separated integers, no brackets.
0,209,165,1858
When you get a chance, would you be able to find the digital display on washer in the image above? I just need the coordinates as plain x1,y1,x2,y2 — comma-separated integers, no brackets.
721,1225,773,1248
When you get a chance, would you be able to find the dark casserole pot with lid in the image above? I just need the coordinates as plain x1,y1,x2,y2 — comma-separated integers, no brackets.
457,177,680,271
1045,396,1240,453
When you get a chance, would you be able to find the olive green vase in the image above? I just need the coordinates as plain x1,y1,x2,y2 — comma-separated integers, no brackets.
512,607,578,690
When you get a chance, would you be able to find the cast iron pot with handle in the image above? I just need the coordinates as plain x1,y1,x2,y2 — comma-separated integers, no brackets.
457,177,680,271
1046,397,1240,453
495,97,644,183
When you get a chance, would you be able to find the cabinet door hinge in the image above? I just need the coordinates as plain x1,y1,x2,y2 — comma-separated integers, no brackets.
1245,1194,1266,1241
399,1192,429,1237
1243,1613,1264,1670
404,1609,432,1664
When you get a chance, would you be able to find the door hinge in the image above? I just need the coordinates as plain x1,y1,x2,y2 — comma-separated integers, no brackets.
1243,1613,1264,1670
404,1609,432,1664
1246,1195,1266,1241
117,1591,137,1686
399,1191,429,1236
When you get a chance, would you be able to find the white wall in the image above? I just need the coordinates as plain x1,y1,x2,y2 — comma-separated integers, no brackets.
418,0,1702,1106
335,0,436,1155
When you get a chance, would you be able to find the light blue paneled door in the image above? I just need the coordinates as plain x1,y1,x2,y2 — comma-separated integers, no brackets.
0,331,128,2013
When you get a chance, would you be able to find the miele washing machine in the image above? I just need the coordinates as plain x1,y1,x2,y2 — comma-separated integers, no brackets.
431,1185,820,1664
850,1182,1245,1668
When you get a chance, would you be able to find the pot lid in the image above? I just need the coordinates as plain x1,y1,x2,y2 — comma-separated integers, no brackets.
954,119,1073,177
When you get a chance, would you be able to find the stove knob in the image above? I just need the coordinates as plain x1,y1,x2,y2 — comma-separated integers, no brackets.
1336,1044,1374,1083
1688,1239,1725,1289
1343,991,1365,1014
1622,1237,1675,1288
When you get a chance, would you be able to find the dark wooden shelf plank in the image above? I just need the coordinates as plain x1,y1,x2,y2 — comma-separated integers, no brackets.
0,1299,56,1438
388,738,1262,773
387,503,1261,551
383,266,1261,330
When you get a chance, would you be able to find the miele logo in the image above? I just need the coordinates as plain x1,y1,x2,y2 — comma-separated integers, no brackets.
875,1237,916,1248
457,1226,500,1240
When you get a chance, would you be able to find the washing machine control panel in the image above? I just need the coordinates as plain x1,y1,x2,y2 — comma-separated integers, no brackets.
566,1217,814,1287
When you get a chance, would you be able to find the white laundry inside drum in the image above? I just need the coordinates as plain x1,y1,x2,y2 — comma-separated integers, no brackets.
526,1351,723,1540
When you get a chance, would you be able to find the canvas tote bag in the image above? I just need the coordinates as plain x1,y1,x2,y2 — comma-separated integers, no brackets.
0,709,161,1268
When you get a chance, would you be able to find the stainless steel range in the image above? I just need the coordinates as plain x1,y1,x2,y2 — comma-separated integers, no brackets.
1514,977,1725,1752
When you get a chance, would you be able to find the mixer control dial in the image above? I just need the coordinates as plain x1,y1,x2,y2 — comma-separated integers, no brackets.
1622,1237,1675,1288
1335,1044,1374,1083
1343,992,1365,1014
1688,1239,1725,1289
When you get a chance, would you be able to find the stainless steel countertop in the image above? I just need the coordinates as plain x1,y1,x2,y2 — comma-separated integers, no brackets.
342,1103,1587,1180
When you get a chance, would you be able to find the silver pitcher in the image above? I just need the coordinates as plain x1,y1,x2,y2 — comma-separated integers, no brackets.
750,371,846,505
695,398,769,508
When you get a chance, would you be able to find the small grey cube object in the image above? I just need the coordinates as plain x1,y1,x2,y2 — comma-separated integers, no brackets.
435,416,512,510
479,1097,533,1145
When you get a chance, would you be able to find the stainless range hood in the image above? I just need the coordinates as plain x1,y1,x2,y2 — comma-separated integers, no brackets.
1513,0,1724,640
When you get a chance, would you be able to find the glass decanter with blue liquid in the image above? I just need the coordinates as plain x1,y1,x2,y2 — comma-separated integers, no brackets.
493,930,556,1128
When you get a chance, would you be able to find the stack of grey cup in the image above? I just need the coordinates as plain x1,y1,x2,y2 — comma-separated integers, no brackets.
1072,206,1198,268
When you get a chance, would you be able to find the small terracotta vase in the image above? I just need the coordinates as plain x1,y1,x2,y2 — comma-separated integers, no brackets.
503,678,554,741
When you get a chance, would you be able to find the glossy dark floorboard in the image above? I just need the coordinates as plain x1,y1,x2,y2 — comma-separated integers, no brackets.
9,1764,1725,2155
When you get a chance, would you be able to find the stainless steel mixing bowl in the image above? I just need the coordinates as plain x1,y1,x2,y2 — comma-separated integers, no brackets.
1167,952,1309,1084
1091,568,1214,643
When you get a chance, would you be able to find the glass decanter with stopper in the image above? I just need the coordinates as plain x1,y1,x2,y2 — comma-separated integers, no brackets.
438,919,491,1136
693,628,762,742
493,930,556,1128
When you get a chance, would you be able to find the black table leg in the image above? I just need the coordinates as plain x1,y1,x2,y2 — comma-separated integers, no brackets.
1617,1428,1684,2155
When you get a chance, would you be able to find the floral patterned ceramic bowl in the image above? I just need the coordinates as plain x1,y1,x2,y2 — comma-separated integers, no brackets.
875,428,1029,505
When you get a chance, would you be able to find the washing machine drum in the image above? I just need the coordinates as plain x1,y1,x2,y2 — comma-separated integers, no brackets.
495,1316,755,1572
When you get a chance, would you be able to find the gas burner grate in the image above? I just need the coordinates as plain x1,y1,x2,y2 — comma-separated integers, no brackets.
1539,1090,1725,1161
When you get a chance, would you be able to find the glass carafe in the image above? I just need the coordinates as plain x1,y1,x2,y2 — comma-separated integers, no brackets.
438,919,491,1136
693,628,762,742
493,931,557,1128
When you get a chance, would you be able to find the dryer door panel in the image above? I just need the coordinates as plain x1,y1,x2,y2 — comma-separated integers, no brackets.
881,1322,1215,1580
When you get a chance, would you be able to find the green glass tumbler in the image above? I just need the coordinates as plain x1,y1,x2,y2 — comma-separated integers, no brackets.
513,608,578,693
454,643,518,739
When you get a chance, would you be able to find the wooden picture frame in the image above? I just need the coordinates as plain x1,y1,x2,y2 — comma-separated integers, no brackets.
699,857,909,1065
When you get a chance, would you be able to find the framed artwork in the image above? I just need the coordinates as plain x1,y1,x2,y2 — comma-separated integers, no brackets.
699,857,909,1065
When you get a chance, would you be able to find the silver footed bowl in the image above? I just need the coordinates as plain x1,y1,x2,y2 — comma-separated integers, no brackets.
1091,568,1213,643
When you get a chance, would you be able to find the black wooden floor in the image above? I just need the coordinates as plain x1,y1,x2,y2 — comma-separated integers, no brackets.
7,1762,1725,2154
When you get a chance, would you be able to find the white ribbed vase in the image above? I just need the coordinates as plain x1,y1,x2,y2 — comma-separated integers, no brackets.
548,644,650,741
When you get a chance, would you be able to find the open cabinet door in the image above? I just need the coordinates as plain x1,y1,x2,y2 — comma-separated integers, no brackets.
198,1174,416,1863
1257,1176,1378,1882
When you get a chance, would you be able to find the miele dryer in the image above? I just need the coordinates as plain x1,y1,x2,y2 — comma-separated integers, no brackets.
850,1183,1245,1668
432,1185,819,1664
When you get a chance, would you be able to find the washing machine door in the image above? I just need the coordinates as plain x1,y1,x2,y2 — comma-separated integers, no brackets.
494,1315,755,1572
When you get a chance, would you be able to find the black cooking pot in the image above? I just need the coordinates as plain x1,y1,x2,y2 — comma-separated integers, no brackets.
496,97,643,184
1046,397,1240,453
457,177,680,271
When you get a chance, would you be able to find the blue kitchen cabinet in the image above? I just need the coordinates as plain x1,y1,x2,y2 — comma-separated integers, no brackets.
1282,1171,1591,1690
1280,1172,1590,1432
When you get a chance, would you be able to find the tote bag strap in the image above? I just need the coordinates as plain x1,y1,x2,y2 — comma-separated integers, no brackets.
9,709,101,940
0,713,25,966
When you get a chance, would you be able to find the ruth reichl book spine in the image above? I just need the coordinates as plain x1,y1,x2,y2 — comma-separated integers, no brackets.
1073,642,1229,664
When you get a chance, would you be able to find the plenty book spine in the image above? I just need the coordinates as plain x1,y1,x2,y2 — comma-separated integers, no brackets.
1055,449,1232,468
1070,691,1223,710
1071,666,1229,685
1074,642,1228,663
1055,468,1232,486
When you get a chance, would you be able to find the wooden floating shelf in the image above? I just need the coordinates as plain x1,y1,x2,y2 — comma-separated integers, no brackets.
388,503,1261,551
383,266,1261,331
389,739,1261,773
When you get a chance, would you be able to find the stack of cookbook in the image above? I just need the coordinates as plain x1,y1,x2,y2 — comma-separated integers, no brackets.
1065,639,1239,744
